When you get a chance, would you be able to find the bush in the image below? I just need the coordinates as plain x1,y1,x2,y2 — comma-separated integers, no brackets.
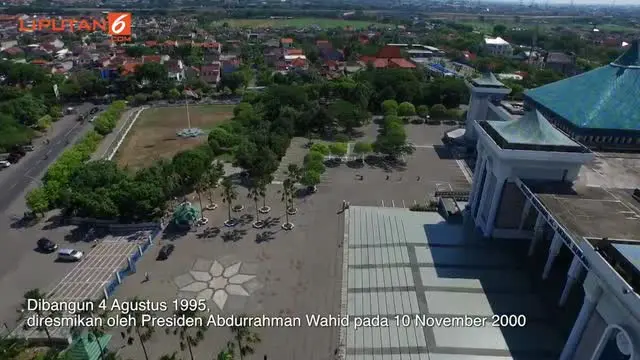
329,142,348,156
430,104,448,119
381,99,398,114
409,203,436,212
304,151,325,164
305,159,325,174
208,127,238,150
134,93,149,105
94,101,127,135
397,102,416,116
417,105,429,118
151,90,163,100
36,115,52,130
309,143,330,156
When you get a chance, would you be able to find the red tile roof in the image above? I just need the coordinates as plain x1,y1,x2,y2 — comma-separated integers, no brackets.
359,55,376,64
121,63,140,75
286,48,304,56
389,58,416,68
145,40,158,47
202,42,221,49
373,58,388,68
31,59,48,65
280,38,294,44
142,55,162,63
291,58,306,67
376,45,402,59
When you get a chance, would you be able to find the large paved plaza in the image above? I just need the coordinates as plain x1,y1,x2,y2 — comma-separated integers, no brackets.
110,143,472,360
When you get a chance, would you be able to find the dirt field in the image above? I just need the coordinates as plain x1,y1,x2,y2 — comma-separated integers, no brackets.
210,17,385,29
115,104,234,170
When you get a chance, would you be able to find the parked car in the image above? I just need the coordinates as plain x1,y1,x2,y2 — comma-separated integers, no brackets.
7,151,25,164
37,238,58,253
89,107,99,114
57,248,83,262
157,244,175,260
22,145,34,152
0,160,10,168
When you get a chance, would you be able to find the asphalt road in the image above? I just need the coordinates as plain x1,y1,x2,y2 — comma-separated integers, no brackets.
0,103,95,213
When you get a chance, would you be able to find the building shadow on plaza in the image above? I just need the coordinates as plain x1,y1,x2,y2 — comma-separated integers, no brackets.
421,217,581,359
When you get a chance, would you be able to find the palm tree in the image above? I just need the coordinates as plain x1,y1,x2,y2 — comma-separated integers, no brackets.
204,162,224,210
248,177,266,228
216,342,235,360
284,164,302,214
125,297,155,360
195,178,207,222
165,309,208,360
258,174,272,214
281,179,295,230
70,300,110,360
221,177,238,226
19,289,57,346
230,322,261,360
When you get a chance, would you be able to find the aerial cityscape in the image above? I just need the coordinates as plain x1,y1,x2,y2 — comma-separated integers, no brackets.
0,0,638,359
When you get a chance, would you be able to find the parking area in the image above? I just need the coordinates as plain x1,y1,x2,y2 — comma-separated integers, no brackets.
14,231,152,339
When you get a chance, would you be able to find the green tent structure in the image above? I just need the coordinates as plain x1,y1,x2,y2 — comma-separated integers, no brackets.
66,332,112,360
172,202,201,228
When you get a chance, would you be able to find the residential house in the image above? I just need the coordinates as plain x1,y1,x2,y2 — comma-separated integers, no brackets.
359,45,416,69
1,47,24,58
316,40,332,49
280,38,294,48
166,59,185,82
144,40,158,47
289,57,308,70
201,42,222,54
0,40,17,50
200,62,221,84
319,47,344,62
483,37,513,57
264,47,282,66
544,51,577,76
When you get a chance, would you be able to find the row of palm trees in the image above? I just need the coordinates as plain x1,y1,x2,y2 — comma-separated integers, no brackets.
192,162,304,231
14,290,261,360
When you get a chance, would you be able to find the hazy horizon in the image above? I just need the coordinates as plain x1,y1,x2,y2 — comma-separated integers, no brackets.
488,0,638,5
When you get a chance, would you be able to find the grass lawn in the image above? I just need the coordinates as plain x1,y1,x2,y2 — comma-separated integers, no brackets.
115,104,234,170
210,17,385,29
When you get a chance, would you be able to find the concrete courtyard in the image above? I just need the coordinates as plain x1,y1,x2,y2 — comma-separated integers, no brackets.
109,133,472,360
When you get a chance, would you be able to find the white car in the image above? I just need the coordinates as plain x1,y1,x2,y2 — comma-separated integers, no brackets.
0,160,10,168
57,248,83,262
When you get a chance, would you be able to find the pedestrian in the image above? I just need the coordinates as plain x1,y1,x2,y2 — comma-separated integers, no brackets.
264,356,267,360
417,176,421,181
386,175,389,180
144,272,149,282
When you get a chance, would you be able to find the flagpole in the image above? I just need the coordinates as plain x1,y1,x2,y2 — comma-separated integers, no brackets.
185,91,191,129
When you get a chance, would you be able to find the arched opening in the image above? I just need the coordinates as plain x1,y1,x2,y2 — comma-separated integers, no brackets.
590,324,635,360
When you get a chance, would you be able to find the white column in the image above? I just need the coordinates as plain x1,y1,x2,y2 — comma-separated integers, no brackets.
559,284,603,360
528,213,546,257
518,200,532,230
469,155,486,213
474,167,492,221
559,256,584,306
483,176,506,237
543,232,563,280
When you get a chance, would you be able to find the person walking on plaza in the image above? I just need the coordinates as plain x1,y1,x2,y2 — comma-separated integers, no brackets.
144,272,149,282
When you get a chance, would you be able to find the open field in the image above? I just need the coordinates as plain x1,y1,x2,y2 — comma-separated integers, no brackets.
115,104,234,169
210,17,386,29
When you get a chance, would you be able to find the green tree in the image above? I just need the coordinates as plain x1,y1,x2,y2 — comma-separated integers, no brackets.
397,102,416,116
19,289,57,346
381,99,398,114
248,176,267,225
374,121,414,159
204,161,224,209
221,176,238,224
304,159,325,174
493,24,507,37
309,143,330,155
416,105,429,118
26,187,49,217
165,309,208,360
151,90,163,100
430,104,448,119
125,297,155,360
353,141,373,161
301,170,321,191
329,142,348,157
167,88,181,101
0,335,27,358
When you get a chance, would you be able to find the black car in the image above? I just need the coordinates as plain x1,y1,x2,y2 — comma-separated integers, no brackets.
90,107,99,115
37,238,58,253
157,244,175,260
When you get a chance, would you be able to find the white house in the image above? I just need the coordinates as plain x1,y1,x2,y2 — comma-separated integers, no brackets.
484,37,513,57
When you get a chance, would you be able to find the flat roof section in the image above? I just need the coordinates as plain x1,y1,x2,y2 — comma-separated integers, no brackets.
612,243,640,274
343,206,563,360
527,182,640,240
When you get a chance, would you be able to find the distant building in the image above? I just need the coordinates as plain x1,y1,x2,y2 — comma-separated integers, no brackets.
280,38,294,49
544,52,578,77
484,37,513,57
